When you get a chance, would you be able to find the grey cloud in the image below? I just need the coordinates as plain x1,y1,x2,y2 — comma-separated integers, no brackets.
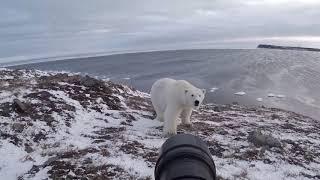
1,0,320,63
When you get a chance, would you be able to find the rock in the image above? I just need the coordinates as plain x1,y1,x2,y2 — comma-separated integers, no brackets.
12,123,25,133
25,144,34,153
207,141,225,158
232,101,239,105
213,105,232,112
40,74,68,83
81,75,103,87
238,132,246,137
29,165,40,174
217,129,228,135
0,103,11,117
83,157,93,164
47,73,68,82
42,156,60,167
213,105,230,112
213,106,222,112
33,132,46,143
247,130,281,148
53,73,69,81
12,99,28,113
21,155,35,162
263,159,273,164
28,91,52,100
271,114,281,120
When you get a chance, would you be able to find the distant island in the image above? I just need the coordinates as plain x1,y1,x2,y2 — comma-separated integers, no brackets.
257,44,320,52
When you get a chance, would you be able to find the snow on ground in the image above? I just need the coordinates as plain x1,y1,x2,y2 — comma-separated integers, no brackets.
0,69,319,180
0,141,35,180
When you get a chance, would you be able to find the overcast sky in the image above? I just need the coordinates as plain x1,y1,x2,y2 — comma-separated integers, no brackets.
1,0,320,62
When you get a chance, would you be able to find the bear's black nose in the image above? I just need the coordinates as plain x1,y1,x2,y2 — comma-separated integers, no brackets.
194,100,200,106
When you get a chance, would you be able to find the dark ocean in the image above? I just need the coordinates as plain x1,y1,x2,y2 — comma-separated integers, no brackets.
9,49,320,120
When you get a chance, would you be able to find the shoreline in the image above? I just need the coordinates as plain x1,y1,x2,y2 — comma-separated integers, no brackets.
257,44,320,52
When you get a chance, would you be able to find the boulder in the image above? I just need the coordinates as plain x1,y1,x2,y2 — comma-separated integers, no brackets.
81,75,104,87
12,123,25,133
25,144,34,153
248,130,281,148
0,103,11,117
12,99,28,113
271,114,281,120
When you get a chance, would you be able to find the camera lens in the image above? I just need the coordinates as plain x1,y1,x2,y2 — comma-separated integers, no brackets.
155,134,216,180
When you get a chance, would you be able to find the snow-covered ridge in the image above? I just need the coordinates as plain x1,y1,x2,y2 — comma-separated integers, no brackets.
0,69,319,180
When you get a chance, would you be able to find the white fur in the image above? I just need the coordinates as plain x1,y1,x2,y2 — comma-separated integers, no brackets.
150,78,205,136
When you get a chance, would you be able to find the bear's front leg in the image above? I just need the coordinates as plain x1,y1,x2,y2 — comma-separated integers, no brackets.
163,106,182,137
181,108,192,126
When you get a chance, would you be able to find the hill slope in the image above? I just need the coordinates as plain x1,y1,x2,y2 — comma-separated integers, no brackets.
0,69,319,179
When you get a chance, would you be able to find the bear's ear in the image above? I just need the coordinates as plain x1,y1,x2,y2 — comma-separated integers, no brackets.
185,90,188,94
202,89,206,94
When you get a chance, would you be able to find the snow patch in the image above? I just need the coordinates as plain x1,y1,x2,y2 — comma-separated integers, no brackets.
0,141,33,180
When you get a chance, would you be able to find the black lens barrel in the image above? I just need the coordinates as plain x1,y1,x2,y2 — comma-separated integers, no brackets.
155,134,216,180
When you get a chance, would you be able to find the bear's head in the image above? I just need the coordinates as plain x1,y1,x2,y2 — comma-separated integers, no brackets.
184,88,206,109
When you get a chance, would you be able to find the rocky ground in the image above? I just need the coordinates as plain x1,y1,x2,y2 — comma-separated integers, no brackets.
0,68,319,180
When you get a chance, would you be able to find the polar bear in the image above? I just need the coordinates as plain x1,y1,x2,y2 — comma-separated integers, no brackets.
150,78,206,136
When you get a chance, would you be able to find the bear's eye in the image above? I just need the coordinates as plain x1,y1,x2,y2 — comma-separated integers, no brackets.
191,94,194,97
199,95,201,97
